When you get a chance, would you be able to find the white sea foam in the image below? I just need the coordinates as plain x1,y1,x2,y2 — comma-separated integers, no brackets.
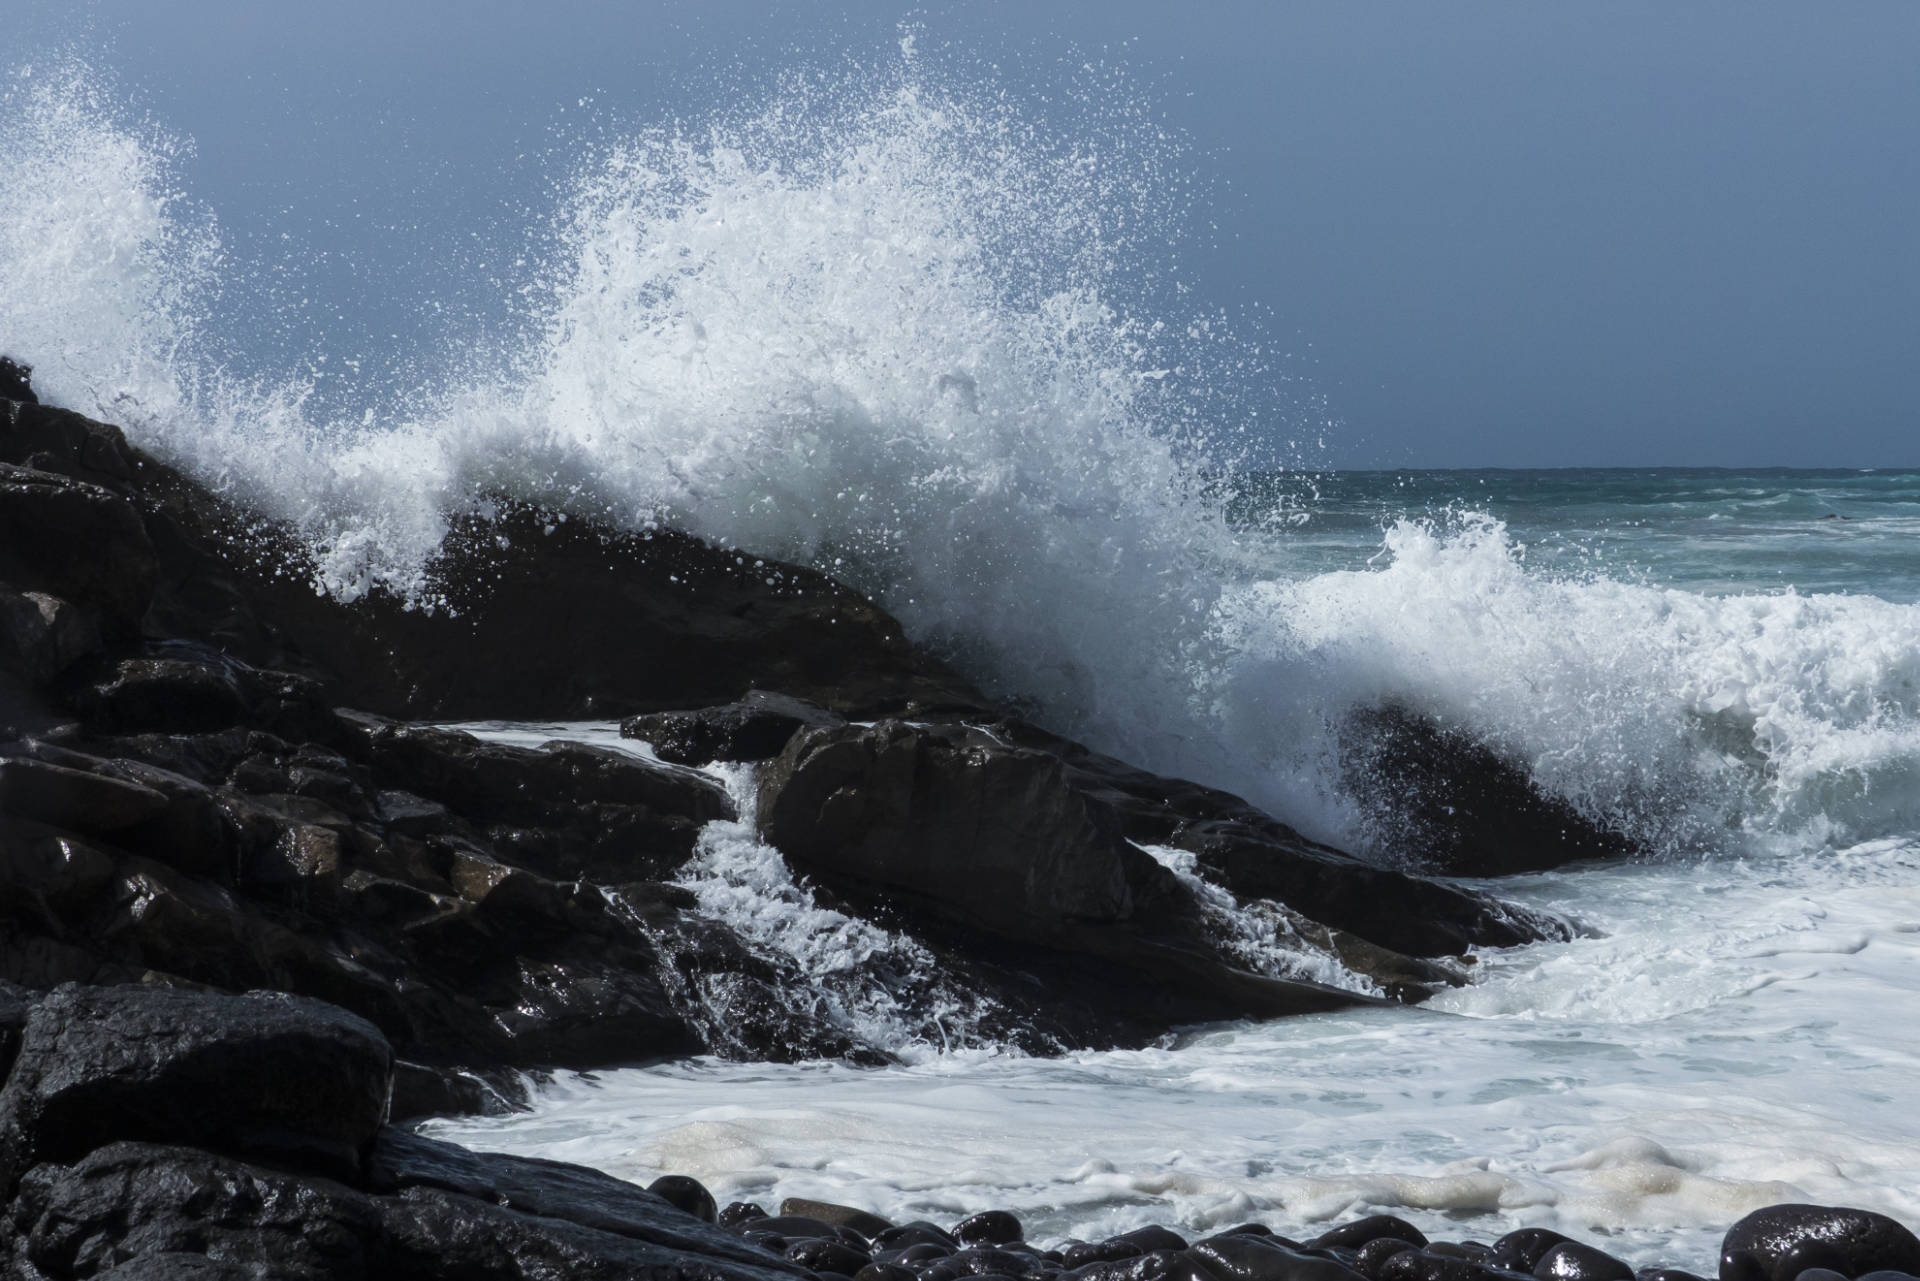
429,836,1920,1270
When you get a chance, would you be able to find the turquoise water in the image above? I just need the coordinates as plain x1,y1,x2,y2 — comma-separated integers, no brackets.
1230,468,1920,600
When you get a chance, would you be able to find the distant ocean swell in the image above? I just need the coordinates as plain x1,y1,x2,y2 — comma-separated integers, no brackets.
3,51,1917,864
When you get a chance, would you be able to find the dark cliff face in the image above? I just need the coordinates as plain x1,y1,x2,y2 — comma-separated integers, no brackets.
0,359,1577,1095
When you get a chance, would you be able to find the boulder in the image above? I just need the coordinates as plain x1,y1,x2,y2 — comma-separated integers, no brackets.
0,587,100,684
624,690,846,766
1348,706,1641,876
0,463,156,638
369,1128,805,1271
7,1138,809,1281
1720,1204,1920,1281
0,755,168,833
1534,1243,1633,1281
0,356,35,404
1315,1219,1431,1251
0,984,392,1193
758,720,1164,944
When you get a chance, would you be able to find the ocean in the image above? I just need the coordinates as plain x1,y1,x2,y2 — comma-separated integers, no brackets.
4,50,1918,1274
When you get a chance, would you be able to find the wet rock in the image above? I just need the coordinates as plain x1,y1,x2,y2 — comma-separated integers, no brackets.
0,356,36,404
0,587,101,684
758,719,1157,942
1355,1240,1425,1279
1379,1250,1525,1281
1492,1230,1579,1274
0,979,31,1077
655,1173,721,1223
759,718,1374,1026
793,1238,878,1274
1316,1218,1432,1252
721,1200,772,1227
785,1196,894,1237
1534,1242,1633,1281
1348,706,1642,876
1194,1235,1368,1281
1721,1205,1920,1281
368,1128,796,1269
0,984,391,1194
956,1210,1028,1247
10,1138,808,1281
0,462,155,638
745,1215,851,1242
0,754,168,833
876,1223,963,1251
626,689,846,765
387,1059,517,1124
940,715,1563,961
1634,1271,1710,1281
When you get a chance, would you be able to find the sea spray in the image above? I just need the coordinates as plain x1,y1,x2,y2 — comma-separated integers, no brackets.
4,51,1919,861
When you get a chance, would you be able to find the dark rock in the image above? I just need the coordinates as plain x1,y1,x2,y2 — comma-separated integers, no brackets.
0,356,36,404
1429,1245,1493,1263
1115,1228,1189,1254
0,978,32,1079
722,1200,772,1228
1356,1240,1425,1279
1634,1272,1710,1281
0,462,155,638
8,1140,388,1281
1060,1249,1221,1281
626,689,845,765
862,1266,924,1281
877,1224,963,1251
93,1254,258,1280
759,718,1375,1028
0,755,168,832
758,720,1154,942
745,1215,849,1242
0,587,101,684
899,1243,960,1263
1492,1231,1579,1274
655,1173,721,1223
1379,1251,1523,1281
368,1127,799,1270
955,1211,1027,1247
1348,706,1642,876
784,1196,894,1237
1193,1236,1370,1281
1721,1205,1920,1281
1534,1243,1633,1281
387,1059,521,1123
1065,1241,1145,1268
793,1238,878,1274
10,1139,809,1281
967,716,1563,960
0,984,392,1193
1316,1219,1432,1252
948,1248,1046,1276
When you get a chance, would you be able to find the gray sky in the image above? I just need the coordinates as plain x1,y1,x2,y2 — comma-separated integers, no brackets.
19,1,1920,467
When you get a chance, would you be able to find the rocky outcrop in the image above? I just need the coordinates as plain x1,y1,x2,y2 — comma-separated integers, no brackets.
0,357,1570,1091
757,718,1378,1027
1344,707,1641,877
0,983,808,1281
